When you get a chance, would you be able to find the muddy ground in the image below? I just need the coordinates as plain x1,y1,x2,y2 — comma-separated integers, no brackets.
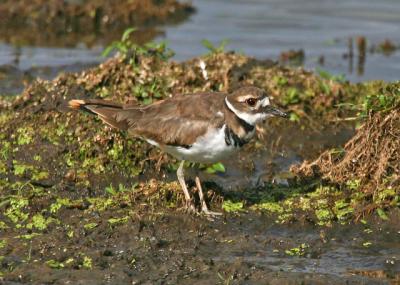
0,46,399,284
2,210,400,284
0,0,194,47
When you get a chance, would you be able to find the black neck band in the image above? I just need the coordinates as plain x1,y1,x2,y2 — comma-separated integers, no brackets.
224,99,255,132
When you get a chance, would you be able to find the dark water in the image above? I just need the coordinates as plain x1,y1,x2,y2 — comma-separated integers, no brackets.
161,0,400,82
212,217,400,283
0,0,400,95
0,45,103,94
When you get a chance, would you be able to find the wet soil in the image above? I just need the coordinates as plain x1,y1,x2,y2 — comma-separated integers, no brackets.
0,52,399,284
2,210,399,285
0,0,194,48
293,82,400,204
202,123,355,190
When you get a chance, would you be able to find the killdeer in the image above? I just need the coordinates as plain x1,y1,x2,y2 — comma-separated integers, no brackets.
69,86,287,216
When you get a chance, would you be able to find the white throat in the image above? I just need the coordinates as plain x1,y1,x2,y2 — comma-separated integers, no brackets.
225,97,267,125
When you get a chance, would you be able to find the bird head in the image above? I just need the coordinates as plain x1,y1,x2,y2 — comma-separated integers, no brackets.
225,86,288,125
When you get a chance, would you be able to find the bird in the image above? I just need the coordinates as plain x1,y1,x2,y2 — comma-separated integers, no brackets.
68,86,287,216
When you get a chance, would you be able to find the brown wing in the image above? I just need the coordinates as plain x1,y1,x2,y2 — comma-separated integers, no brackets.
69,99,131,130
123,92,226,146
69,92,227,147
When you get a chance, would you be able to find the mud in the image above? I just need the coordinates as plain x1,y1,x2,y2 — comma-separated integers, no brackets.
0,0,194,47
2,210,399,284
293,82,400,212
0,49,399,283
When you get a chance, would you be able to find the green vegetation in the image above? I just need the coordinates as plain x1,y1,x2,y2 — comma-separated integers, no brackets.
222,200,244,213
105,183,137,196
108,216,129,226
204,162,226,174
357,83,400,116
201,39,230,54
285,243,309,257
102,27,174,66
0,32,399,282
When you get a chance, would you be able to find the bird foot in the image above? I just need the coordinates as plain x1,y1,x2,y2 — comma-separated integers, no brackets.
201,208,222,217
201,208,222,221
201,203,222,217
182,200,222,219
184,200,198,214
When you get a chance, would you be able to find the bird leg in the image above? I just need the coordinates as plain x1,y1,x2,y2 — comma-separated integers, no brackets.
195,176,222,216
176,160,196,213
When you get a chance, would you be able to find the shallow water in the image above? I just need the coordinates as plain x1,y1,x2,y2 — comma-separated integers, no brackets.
1,0,400,95
198,123,355,190
4,211,399,284
0,44,102,94
161,0,400,82
211,215,400,283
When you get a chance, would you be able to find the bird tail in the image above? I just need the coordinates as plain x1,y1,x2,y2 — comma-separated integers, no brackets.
68,99,131,130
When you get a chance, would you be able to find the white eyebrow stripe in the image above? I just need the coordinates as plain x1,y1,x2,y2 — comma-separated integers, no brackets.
237,95,256,102
260,97,270,107
225,97,267,125
237,95,270,109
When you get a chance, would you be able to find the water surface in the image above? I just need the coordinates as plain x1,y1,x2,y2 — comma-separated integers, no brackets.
1,0,400,95
161,0,400,82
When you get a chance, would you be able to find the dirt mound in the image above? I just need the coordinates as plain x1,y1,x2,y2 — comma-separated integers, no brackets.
293,83,400,194
2,51,355,121
0,50,364,229
1,48,399,283
0,0,194,46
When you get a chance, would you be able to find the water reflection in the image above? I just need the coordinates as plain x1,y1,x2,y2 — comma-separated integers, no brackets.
162,0,400,82
1,0,400,96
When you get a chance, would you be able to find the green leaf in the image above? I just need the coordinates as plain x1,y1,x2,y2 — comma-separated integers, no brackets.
222,200,243,213
108,216,129,225
82,256,92,269
105,184,116,195
201,39,215,51
46,259,64,269
363,241,372,247
101,43,116,57
376,208,389,220
84,223,98,230
213,162,225,172
122,27,136,42
205,162,226,174
289,112,300,122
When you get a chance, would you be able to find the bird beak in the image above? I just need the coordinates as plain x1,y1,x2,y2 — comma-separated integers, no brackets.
263,105,288,118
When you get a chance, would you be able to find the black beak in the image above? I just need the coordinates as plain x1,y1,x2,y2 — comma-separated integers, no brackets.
264,105,288,118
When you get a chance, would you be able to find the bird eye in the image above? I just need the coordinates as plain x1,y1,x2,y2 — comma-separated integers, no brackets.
246,98,257,107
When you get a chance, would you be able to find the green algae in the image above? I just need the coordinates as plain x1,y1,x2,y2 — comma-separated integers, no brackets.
15,126,35,146
26,214,58,231
228,180,399,225
222,200,244,213
285,243,310,257
107,216,129,226
251,202,284,214
83,223,98,230
0,40,398,282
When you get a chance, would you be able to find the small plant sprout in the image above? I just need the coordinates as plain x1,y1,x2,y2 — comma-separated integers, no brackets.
201,39,230,54
102,27,174,66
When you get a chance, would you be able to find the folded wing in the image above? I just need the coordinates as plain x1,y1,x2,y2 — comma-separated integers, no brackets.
68,92,226,147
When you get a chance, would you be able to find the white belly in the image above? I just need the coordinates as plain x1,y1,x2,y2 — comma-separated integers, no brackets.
162,125,237,163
